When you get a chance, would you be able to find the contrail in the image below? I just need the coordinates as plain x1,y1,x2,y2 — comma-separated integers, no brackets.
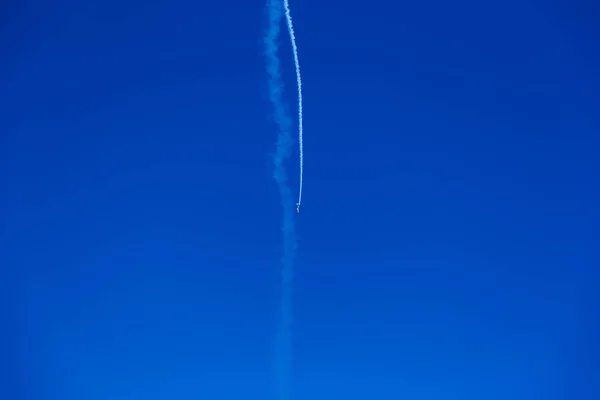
263,0,297,399
282,0,304,212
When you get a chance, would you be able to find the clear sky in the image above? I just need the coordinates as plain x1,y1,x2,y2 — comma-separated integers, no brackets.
1,0,599,399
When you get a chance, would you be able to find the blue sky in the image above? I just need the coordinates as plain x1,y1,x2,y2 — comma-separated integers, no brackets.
1,0,599,399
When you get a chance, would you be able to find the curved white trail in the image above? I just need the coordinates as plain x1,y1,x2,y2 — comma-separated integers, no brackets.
283,0,303,210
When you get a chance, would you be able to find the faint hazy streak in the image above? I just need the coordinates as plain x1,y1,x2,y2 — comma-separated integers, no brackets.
264,0,297,399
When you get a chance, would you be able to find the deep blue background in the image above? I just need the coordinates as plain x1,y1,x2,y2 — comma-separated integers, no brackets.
1,0,599,399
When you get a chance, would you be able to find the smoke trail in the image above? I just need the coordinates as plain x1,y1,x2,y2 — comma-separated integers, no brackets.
282,0,304,210
264,0,296,399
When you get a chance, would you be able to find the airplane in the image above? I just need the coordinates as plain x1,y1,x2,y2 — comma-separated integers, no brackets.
296,203,300,213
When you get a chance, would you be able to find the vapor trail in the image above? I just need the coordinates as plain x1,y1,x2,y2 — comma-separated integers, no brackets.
282,0,304,210
264,0,297,399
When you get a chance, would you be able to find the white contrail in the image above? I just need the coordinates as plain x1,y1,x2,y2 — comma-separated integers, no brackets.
264,0,298,398
283,0,303,211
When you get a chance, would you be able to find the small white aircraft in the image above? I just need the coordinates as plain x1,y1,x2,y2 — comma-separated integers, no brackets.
296,203,300,213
